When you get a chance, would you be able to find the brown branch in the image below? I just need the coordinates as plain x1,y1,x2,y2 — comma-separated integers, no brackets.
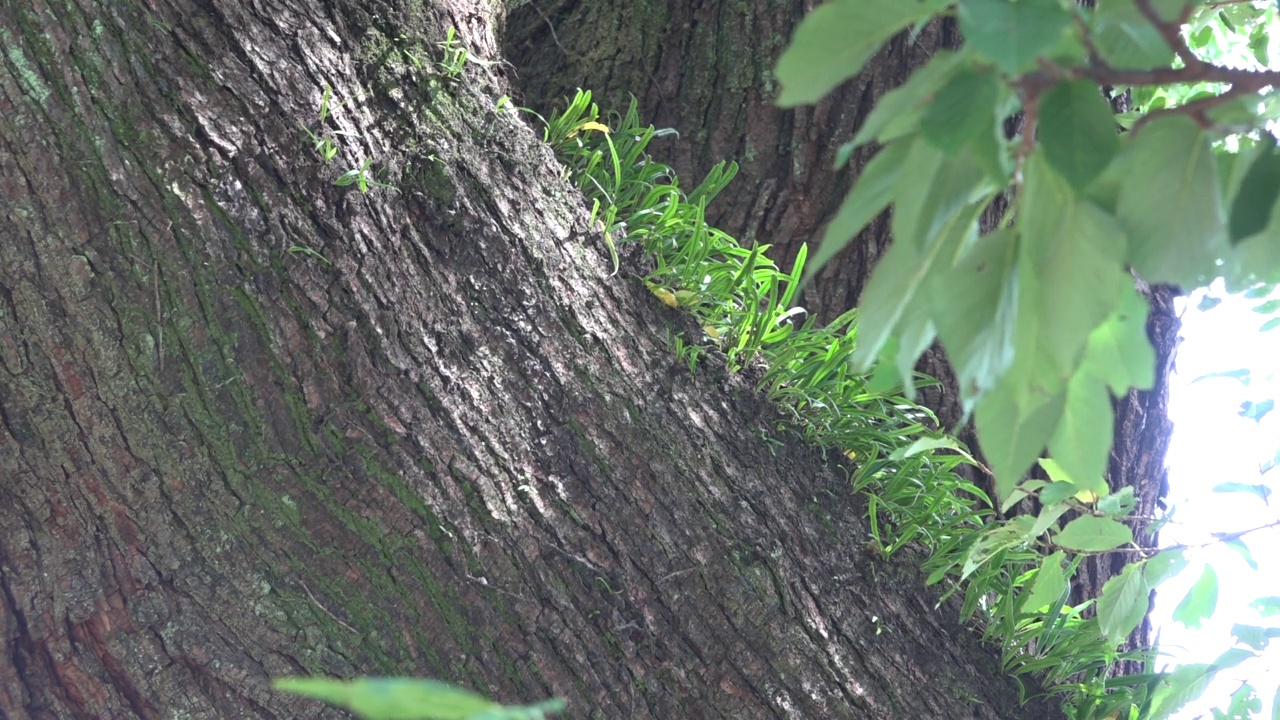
1135,0,1202,70
1129,83,1250,132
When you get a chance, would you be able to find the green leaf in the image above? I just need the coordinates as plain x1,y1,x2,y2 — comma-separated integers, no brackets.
848,50,969,151
851,143,988,371
1023,551,1068,611
921,68,1002,153
976,376,1066,500
1115,116,1227,287
1250,596,1280,617
890,435,967,460
1222,537,1258,571
1048,371,1114,496
1080,284,1156,393
1143,549,1189,587
809,140,913,279
1231,624,1280,651
1147,662,1217,720
1053,515,1133,552
892,140,993,252
1230,137,1280,243
1173,565,1219,629
1038,81,1120,189
931,227,1020,403
1093,0,1175,70
777,0,949,106
1263,316,1280,332
1097,561,1150,646
1217,682,1263,720
1030,501,1070,538
1212,481,1272,502
1020,155,1129,383
1039,481,1081,507
958,0,1073,74
273,677,567,720
1097,486,1135,517
963,515,1037,580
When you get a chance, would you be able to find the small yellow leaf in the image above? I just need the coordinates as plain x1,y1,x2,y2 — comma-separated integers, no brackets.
703,325,720,340
1073,489,1100,504
651,287,679,308
845,450,858,461
673,290,699,306
580,121,611,134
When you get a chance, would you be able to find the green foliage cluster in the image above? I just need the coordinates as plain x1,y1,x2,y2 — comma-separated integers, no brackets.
772,0,1280,717
544,90,1166,718
547,91,989,564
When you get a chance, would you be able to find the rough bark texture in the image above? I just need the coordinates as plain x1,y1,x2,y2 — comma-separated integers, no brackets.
0,1,1065,718
505,0,1176,675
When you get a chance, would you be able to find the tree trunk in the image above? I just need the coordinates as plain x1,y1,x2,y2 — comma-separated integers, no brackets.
0,1,1065,718
505,0,1177,675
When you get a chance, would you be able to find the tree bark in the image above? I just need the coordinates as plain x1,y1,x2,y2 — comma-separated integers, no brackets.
505,0,1176,675
0,1,1064,718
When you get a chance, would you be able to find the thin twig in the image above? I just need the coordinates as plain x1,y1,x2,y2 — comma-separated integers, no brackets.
302,581,359,634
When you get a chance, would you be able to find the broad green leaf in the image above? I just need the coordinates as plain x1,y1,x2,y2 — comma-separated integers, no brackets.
809,140,913,280
1218,136,1266,212
895,297,937,397
1093,0,1176,70
931,227,1020,403
892,140,992,252
1098,486,1136,517
1173,565,1219,629
1229,137,1280,243
963,515,1037,580
1097,561,1150,646
1143,549,1189,587
1212,481,1272,502
273,677,567,720
848,50,969,151
1023,551,1068,611
1020,155,1129,382
976,376,1066,500
1029,501,1070,538
1053,515,1133,552
890,435,966,460
1080,284,1156,393
958,0,1073,74
1038,81,1120,189
1231,624,1280,651
777,0,950,106
851,144,987,371
1217,682,1262,720
921,68,1001,153
1048,372,1113,497
1222,537,1258,571
850,212,973,373
1147,662,1216,720
1039,480,1082,506
1115,116,1227,287
1250,596,1280,617
1001,479,1046,514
